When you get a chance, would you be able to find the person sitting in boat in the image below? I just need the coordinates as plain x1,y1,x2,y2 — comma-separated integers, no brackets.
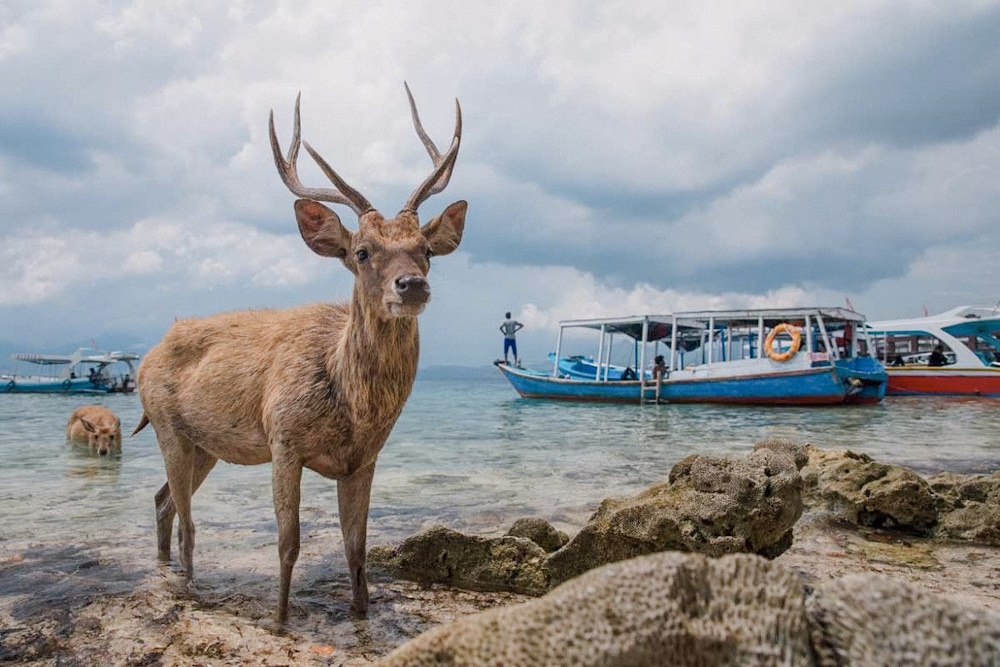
620,367,637,381
890,354,905,367
840,323,854,357
652,355,667,381
928,344,948,367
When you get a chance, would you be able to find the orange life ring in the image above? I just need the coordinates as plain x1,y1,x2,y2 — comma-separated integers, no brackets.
765,323,801,362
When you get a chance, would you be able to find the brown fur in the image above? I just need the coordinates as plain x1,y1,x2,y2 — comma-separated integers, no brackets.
137,196,467,623
67,405,122,456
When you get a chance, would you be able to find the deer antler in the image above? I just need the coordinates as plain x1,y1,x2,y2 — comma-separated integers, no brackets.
402,83,462,213
269,93,373,217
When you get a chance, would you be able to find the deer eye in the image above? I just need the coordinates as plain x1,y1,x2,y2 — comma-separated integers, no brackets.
356,248,369,263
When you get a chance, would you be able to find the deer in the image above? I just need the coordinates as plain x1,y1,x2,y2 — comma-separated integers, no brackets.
133,84,466,624
67,405,122,456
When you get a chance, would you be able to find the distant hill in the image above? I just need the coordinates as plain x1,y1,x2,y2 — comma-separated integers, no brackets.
0,339,508,383
416,364,506,381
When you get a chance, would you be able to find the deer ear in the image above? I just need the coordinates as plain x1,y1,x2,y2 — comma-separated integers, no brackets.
80,419,95,433
294,199,356,270
420,200,467,257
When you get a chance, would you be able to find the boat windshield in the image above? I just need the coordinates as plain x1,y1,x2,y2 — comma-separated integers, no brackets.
942,322,1000,355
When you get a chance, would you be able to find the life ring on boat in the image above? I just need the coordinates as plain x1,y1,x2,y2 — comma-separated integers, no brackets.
765,323,801,363
61,379,72,390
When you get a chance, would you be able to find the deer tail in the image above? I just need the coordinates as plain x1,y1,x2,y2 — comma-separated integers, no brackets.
132,413,150,436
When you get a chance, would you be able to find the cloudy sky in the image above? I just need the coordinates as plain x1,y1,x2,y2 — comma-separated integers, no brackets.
2,1,999,367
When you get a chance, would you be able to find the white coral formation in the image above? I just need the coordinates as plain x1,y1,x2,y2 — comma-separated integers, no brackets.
379,552,814,666
379,550,1000,666
807,574,1000,666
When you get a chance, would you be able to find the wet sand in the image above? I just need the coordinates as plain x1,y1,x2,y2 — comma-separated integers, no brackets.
3,509,999,666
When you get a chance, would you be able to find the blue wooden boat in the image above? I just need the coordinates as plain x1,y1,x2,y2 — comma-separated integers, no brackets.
497,308,887,405
0,348,140,394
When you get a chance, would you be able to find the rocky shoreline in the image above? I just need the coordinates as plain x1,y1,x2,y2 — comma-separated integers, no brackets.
2,442,999,665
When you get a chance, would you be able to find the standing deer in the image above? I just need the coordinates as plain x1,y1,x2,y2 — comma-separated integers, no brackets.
134,84,466,623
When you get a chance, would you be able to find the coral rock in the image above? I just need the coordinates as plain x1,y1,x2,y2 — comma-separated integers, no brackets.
807,573,1000,665
927,471,1000,545
379,552,814,667
801,446,942,534
546,446,803,585
505,517,569,553
367,526,550,595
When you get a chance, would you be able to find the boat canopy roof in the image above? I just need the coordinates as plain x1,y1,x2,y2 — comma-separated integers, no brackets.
12,348,140,366
867,305,1000,333
557,315,675,342
671,307,864,327
559,307,866,343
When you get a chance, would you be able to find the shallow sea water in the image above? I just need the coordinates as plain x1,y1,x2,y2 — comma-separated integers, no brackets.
2,377,999,627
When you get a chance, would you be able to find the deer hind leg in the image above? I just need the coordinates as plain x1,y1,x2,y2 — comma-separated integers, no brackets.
156,435,203,580
155,482,173,562
155,446,218,563
338,463,376,616
271,446,303,625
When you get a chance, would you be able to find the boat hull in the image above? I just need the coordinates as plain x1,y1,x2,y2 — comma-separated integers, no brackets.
663,366,884,405
0,377,115,394
498,367,649,403
884,368,1000,397
498,359,886,406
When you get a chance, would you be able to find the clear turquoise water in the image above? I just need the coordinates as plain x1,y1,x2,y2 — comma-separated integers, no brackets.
2,377,999,619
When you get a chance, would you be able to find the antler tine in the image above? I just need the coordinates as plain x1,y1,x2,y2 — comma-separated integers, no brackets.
269,93,373,217
405,81,441,162
422,99,462,197
303,142,373,216
402,87,463,213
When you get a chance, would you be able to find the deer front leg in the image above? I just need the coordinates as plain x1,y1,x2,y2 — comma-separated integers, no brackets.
271,447,303,625
338,462,376,616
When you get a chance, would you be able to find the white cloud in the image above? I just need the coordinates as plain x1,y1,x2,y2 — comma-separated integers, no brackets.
123,249,162,274
0,234,86,305
0,0,998,365
0,23,29,61
0,217,326,305
517,281,826,333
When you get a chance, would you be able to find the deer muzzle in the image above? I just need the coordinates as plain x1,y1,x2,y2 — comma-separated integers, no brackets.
393,275,430,305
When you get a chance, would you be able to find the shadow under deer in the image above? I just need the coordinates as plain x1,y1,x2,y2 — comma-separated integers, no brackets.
134,84,466,624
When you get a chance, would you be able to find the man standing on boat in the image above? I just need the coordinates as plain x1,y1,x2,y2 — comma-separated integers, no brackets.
500,312,523,366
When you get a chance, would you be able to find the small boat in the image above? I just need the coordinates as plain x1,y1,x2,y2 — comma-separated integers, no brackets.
497,308,887,405
866,306,1000,397
0,348,140,394
547,352,652,381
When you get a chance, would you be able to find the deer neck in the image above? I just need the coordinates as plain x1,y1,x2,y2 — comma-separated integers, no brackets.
328,286,420,420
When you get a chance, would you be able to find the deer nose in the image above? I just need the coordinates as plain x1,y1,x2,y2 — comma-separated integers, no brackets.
395,275,430,302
